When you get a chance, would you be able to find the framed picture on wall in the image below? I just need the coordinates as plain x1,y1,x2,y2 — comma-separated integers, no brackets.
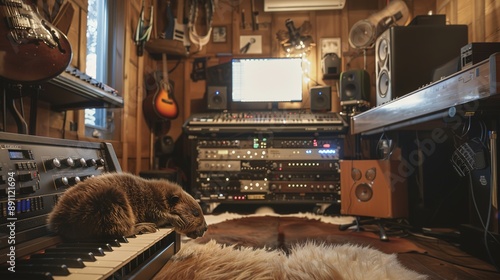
212,26,227,43
239,35,262,54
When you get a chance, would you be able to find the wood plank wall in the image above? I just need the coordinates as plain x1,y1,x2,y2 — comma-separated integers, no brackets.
4,0,499,176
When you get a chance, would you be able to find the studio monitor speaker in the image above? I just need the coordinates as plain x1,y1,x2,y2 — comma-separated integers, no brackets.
339,69,370,105
310,86,331,112
340,160,408,218
207,86,227,110
375,24,468,106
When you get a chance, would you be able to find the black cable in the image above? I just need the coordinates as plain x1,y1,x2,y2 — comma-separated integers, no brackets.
62,111,67,139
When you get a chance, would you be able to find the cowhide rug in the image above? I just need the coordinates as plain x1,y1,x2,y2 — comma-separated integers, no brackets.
154,214,427,280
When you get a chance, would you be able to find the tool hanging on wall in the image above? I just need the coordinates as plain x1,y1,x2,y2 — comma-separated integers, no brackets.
187,0,215,51
251,0,259,31
134,0,154,56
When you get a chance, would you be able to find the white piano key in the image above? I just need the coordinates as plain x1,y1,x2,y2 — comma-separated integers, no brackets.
52,228,174,280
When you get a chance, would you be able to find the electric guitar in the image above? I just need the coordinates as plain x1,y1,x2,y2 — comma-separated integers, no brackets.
143,53,179,122
0,0,72,83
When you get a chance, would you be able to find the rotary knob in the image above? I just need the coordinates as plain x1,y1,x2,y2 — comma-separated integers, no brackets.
74,158,87,168
60,157,75,168
68,176,81,185
86,159,97,167
81,175,95,181
55,177,70,188
45,158,61,169
96,158,105,167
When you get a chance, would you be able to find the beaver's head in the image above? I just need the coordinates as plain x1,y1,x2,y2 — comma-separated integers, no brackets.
165,190,207,239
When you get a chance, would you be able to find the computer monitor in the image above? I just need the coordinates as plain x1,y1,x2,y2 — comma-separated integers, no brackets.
231,57,304,104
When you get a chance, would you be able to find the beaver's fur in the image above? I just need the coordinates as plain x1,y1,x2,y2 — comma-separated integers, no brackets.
47,173,207,241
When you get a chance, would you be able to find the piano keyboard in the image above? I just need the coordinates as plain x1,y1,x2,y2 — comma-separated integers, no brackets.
1,228,177,280
0,133,180,279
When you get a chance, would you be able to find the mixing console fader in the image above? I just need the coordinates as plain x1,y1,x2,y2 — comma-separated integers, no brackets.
187,132,344,213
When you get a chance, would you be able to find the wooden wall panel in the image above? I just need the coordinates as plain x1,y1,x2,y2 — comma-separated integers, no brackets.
485,0,500,41
10,0,499,176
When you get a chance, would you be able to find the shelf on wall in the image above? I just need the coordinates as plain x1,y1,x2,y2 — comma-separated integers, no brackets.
145,39,188,57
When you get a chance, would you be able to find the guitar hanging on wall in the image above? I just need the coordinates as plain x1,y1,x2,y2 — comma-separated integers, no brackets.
143,53,179,122
0,0,72,83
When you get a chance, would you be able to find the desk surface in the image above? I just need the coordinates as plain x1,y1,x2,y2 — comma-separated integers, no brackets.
351,53,500,135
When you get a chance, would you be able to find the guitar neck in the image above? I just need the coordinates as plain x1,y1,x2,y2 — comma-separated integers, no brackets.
162,53,169,83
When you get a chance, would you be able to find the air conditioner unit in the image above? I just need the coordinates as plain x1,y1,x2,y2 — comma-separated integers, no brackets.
264,0,346,12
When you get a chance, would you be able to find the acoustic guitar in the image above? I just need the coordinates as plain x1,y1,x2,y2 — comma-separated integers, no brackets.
143,53,179,122
0,0,72,83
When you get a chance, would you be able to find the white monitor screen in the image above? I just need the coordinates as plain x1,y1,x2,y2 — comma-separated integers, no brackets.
231,58,303,103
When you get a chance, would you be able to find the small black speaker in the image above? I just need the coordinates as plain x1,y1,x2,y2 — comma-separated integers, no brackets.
154,135,175,155
340,69,370,105
207,86,227,110
321,53,341,79
310,86,331,112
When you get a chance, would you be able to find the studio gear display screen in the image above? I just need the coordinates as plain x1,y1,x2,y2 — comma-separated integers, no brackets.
231,58,303,103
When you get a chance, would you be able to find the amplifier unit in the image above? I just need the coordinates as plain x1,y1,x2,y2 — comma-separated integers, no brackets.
460,42,500,69
187,134,344,213
0,132,120,248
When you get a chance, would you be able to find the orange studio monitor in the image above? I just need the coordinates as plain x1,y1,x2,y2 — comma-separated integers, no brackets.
340,160,408,218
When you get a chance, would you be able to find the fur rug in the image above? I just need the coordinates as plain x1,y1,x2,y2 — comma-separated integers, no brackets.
153,240,427,280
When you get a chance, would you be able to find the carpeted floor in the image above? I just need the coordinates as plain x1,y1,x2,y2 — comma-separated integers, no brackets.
153,212,428,279
194,215,425,255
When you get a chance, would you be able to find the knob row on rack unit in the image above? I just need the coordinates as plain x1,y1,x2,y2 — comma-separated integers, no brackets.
45,157,105,170
55,174,95,189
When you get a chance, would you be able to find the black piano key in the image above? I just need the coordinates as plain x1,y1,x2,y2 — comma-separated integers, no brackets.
106,238,122,246
31,251,97,261
0,270,54,280
85,238,122,247
57,242,113,251
14,263,70,276
45,247,105,256
118,236,130,243
19,257,86,268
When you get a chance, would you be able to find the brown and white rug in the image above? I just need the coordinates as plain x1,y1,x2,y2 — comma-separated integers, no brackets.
154,211,427,280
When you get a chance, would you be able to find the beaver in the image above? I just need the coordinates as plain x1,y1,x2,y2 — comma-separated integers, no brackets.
47,172,207,241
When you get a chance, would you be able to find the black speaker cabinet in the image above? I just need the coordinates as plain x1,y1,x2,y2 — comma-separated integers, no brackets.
375,24,468,105
339,69,370,105
206,62,231,85
207,86,227,110
340,160,408,218
310,86,331,112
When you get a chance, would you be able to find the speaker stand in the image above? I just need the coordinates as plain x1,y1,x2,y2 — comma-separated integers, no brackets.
339,216,410,241
340,100,370,117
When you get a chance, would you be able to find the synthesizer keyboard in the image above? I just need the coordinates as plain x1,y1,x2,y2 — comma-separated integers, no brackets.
184,111,348,134
0,132,179,279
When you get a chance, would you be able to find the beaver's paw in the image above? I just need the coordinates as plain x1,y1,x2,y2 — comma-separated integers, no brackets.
134,222,158,234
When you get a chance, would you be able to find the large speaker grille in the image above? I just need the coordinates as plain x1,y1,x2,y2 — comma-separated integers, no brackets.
375,32,391,105
375,25,468,106
340,160,408,218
